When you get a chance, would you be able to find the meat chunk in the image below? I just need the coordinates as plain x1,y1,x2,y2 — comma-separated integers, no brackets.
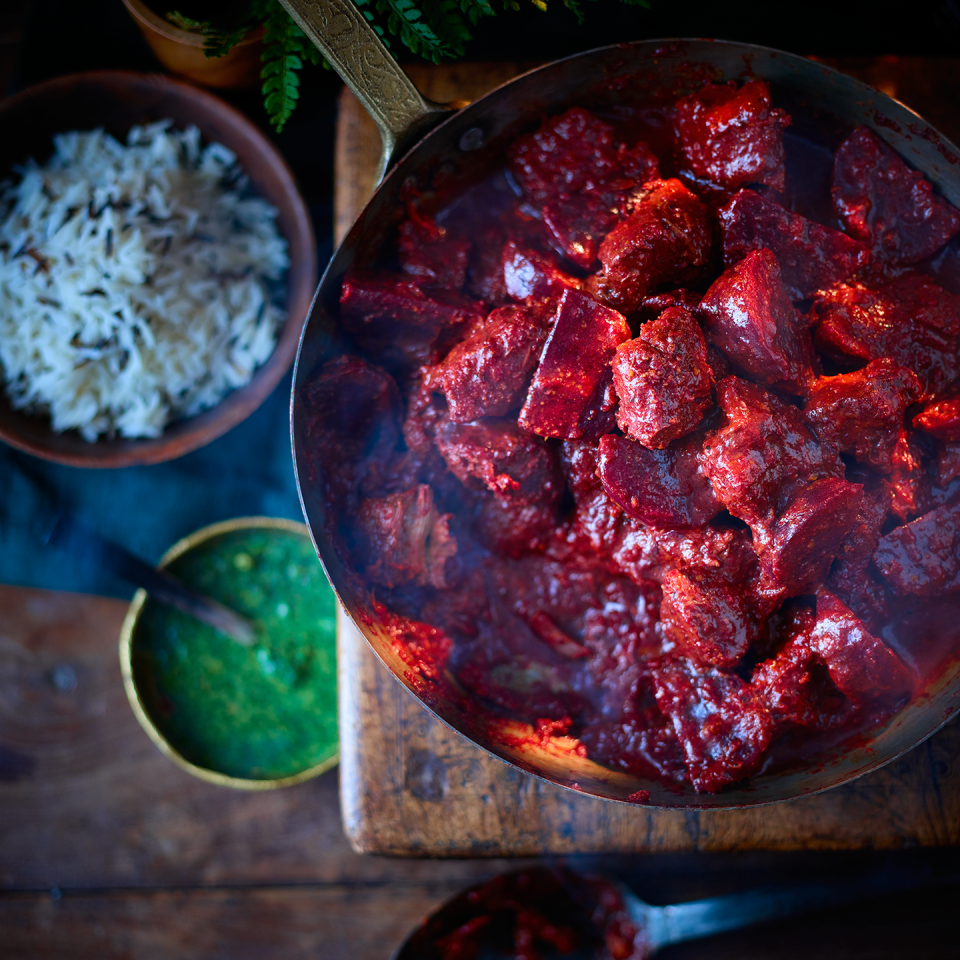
590,179,715,314
719,188,871,299
430,303,551,422
612,306,714,448
885,428,935,522
832,126,960,265
597,433,722,530
803,359,922,472
397,207,470,290
519,289,630,441
674,79,791,192
759,477,864,598
699,377,843,541
697,248,816,396
810,590,914,705
340,270,484,370
651,656,773,793
811,274,960,399
874,500,960,597
660,569,753,668
914,394,960,442
435,416,562,507
356,486,457,589
509,106,658,206
502,241,581,302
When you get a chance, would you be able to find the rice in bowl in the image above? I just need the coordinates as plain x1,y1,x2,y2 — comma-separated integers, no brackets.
0,120,289,441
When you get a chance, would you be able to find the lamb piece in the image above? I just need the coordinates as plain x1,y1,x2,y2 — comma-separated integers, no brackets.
751,615,855,731
638,289,703,320
886,428,934,522
719,189,871,300
674,79,791,192
612,306,714,448
700,377,843,541
542,190,626,270
397,207,470,291
759,476,864,598
832,126,960,265
811,274,960,399
660,568,753,668
803,358,922,472
356,485,456,589
810,590,914,705
434,416,563,507
519,289,630,441
340,270,485,370
827,476,892,629
503,241,581,302
430,303,552,422
874,500,960,597
589,179,715,315
938,443,960,487
914,394,960,442
650,656,773,793
697,248,816,396
508,106,658,206
473,493,563,558
597,433,722,530
580,715,687,783
300,355,402,503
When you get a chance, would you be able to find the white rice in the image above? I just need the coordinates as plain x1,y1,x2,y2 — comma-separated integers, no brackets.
0,120,289,441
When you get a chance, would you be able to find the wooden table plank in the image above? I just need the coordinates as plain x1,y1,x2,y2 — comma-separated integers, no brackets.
334,58,960,857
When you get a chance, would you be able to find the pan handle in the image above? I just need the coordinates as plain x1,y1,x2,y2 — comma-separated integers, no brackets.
278,0,454,181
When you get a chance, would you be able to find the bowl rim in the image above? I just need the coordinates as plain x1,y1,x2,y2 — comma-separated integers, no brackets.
0,69,317,468
118,515,339,790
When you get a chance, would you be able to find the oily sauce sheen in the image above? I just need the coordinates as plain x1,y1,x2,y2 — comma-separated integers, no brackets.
308,77,960,794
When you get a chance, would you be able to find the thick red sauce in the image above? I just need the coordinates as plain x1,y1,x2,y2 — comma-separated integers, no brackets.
307,77,960,794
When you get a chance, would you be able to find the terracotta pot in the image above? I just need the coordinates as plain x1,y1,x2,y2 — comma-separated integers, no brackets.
121,0,264,89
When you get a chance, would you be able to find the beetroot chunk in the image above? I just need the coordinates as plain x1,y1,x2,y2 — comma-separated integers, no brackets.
431,303,552,422
660,569,753,668
760,477,864,598
340,270,484,369
700,377,842,540
502,241,581,302
812,275,960,399
674,79,791,192
651,656,773,793
590,179,715,314
832,126,960,265
719,189,871,299
874,500,960,597
519,289,630,440
803,358,922,472
810,590,915,705
597,433,721,530
357,486,457,589
697,248,816,396
612,306,714,448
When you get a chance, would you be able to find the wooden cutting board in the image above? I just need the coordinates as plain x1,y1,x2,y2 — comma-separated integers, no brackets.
334,59,960,857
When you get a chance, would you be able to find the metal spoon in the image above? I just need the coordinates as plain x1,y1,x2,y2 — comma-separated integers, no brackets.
391,864,959,959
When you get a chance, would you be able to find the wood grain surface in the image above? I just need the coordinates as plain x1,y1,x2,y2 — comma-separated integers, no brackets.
335,59,960,857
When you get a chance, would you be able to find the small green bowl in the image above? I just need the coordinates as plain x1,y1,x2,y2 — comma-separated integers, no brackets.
120,517,339,790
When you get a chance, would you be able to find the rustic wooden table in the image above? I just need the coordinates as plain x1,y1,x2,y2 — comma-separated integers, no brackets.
3,49,960,960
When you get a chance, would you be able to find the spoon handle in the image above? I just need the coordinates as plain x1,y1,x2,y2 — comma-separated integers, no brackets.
277,0,452,180
644,867,955,951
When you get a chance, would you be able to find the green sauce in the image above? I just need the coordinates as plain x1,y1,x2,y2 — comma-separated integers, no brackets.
132,526,338,781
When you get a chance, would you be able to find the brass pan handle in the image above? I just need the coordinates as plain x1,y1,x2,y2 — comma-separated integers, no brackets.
278,0,454,181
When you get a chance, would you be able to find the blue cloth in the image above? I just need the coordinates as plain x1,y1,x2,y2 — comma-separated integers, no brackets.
0,372,304,599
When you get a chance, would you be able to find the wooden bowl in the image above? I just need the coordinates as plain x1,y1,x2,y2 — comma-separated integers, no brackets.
0,71,317,467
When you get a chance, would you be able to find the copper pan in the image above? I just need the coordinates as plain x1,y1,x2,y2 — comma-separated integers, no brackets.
284,2,960,806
